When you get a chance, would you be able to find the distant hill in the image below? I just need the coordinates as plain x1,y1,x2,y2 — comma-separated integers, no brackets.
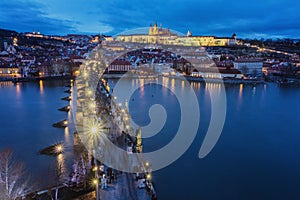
0,28,18,37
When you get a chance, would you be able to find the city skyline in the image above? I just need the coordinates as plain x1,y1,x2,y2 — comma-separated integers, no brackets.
0,0,299,39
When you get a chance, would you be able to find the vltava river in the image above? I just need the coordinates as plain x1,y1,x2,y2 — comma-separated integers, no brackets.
109,77,300,200
1,78,300,199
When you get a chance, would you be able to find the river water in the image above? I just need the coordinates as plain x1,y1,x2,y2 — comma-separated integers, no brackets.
0,79,300,199
0,80,75,188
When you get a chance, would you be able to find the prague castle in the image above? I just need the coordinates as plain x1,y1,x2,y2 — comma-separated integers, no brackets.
115,22,237,46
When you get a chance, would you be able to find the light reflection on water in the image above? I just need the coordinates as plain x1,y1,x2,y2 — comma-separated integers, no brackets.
0,80,75,189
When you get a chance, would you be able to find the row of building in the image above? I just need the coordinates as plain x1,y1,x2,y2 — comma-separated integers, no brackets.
0,34,98,78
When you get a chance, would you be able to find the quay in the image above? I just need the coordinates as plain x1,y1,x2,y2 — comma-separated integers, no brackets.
184,75,265,84
102,73,264,85
11,75,75,83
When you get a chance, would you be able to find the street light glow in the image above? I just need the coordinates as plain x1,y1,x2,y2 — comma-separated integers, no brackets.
55,143,64,154
90,126,98,134
92,178,99,185
93,166,98,171
146,174,152,180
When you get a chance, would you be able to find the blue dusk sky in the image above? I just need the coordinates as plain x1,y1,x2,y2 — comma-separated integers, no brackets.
0,0,299,38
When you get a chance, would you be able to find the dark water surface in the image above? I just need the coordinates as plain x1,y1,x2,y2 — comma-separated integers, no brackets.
1,79,300,199
0,80,75,188
110,78,300,200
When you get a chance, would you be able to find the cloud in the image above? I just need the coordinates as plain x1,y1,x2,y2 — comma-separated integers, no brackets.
0,0,75,34
0,0,299,38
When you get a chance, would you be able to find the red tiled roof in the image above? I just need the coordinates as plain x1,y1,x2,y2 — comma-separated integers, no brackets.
70,55,84,59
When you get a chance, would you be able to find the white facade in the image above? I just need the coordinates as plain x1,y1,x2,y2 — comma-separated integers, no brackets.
108,60,132,72
233,59,263,75
191,71,242,79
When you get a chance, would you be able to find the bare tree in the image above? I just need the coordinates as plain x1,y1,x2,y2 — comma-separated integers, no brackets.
46,156,66,200
0,148,31,200
54,162,64,200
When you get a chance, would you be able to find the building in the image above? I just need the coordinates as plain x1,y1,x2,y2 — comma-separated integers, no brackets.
0,63,19,77
149,22,174,36
233,58,263,75
116,23,237,46
107,60,132,72
191,67,242,79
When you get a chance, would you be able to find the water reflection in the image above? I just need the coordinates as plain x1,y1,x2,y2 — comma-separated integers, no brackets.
16,83,21,97
56,153,66,174
238,84,243,105
64,127,70,145
205,83,221,94
252,86,256,96
39,80,44,95
190,82,201,90
171,78,175,92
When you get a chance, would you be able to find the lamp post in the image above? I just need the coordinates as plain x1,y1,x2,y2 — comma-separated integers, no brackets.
92,178,99,200
93,159,100,200
87,120,106,200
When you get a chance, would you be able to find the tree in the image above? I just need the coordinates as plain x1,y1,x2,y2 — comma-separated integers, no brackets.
54,161,64,200
0,148,31,200
46,155,66,200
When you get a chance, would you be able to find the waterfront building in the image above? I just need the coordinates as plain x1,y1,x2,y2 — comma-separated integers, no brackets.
0,64,19,77
233,58,263,76
115,23,237,47
107,60,133,72
191,67,242,79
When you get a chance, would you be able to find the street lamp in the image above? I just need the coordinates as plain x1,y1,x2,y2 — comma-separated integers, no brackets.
86,120,107,200
146,173,152,180
92,178,99,200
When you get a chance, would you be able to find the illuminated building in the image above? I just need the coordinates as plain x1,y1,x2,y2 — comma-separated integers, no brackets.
116,23,237,46
0,66,19,77
233,58,263,75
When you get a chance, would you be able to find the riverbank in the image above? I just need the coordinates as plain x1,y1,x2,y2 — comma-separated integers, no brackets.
102,73,265,84
184,75,265,84
0,75,76,83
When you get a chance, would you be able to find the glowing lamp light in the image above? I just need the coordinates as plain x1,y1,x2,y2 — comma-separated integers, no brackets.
145,162,150,167
90,126,98,134
55,144,64,154
87,89,93,96
83,71,88,78
93,166,98,171
146,174,152,180
92,178,99,185
63,120,68,125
